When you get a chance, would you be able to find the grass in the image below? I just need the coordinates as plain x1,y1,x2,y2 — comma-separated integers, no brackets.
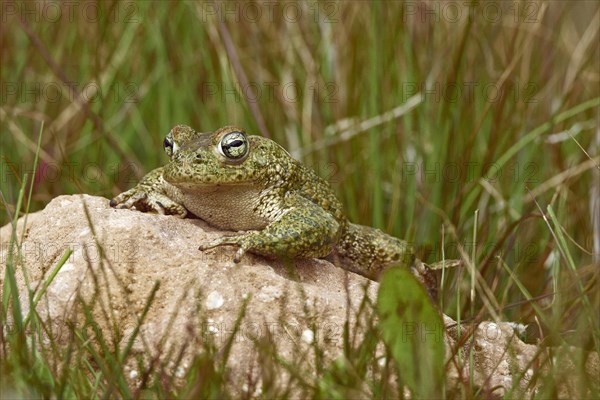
1,0,599,398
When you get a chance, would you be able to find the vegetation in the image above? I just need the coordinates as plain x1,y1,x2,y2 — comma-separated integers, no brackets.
1,1,598,398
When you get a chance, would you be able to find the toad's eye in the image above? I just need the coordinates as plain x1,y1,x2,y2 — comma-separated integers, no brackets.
218,131,248,161
163,133,174,157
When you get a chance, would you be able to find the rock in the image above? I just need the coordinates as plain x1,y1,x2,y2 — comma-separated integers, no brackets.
1,195,378,392
443,317,599,398
1,195,597,397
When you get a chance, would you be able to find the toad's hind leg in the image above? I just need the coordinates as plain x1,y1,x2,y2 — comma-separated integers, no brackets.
335,223,415,280
199,197,341,262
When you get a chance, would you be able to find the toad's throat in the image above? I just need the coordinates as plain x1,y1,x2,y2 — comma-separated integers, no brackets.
178,184,271,231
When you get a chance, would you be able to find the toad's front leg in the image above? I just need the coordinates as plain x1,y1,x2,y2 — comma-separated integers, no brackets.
110,167,188,217
199,196,341,262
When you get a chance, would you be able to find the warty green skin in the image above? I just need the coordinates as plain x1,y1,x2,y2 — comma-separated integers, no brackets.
110,125,415,280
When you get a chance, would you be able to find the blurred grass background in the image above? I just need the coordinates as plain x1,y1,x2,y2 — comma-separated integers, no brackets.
1,0,598,355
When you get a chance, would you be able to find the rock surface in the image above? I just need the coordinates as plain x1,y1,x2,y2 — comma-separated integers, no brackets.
1,195,597,397
1,195,379,392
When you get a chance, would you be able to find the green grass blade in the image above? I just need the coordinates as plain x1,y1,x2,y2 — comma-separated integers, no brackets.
377,267,445,398
119,280,160,363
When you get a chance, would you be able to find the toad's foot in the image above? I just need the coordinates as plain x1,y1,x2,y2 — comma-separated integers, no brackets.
110,188,187,217
110,167,187,217
199,234,254,263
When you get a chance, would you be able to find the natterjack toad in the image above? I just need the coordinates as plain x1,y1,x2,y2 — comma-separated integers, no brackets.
110,125,415,280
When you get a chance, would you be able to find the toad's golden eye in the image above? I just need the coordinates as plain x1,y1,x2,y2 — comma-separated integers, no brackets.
218,131,248,160
163,132,174,157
